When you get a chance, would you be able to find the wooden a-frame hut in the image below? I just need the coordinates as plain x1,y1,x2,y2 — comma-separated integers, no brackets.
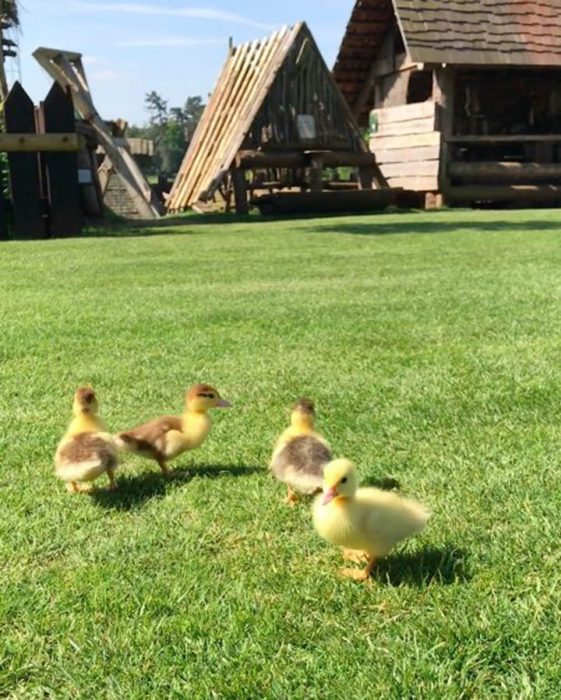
167,22,394,215
334,0,561,206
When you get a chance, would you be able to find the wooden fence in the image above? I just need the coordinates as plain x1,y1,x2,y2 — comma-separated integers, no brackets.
0,81,82,240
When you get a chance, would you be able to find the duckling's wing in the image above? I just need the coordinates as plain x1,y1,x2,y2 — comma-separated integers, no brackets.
118,415,182,458
357,489,430,553
271,435,332,494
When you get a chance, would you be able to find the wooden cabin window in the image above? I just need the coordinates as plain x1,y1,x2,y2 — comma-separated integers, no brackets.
407,70,433,104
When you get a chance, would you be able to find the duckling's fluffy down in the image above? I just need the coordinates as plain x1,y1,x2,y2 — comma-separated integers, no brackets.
55,433,118,483
313,488,430,558
270,435,332,494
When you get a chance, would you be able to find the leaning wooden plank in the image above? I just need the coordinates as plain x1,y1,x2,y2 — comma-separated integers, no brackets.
204,26,299,200
42,81,82,237
0,132,79,152
168,41,247,209
4,82,46,239
189,35,271,205
169,36,258,210
370,131,441,150
201,28,292,201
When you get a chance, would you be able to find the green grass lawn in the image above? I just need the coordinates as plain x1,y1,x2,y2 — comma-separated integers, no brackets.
2,208,561,698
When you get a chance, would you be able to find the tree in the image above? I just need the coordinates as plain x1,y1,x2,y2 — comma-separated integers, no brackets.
129,91,205,178
145,90,168,127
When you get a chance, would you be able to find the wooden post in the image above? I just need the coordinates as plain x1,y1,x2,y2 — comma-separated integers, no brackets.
42,82,83,237
309,154,324,192
358,166,375,190
434,66,455,201
230,167,249,214
4,82,46,239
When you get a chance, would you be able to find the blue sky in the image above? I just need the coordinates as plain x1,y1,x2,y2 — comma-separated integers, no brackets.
14,0,354,125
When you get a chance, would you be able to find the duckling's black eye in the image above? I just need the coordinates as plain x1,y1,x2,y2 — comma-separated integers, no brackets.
341,477,348,484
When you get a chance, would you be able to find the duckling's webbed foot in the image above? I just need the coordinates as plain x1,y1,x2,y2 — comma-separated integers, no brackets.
342,548,369,564
107,469,118,491
284,485,299,506
339,567,370,582
157,459,171,477
339,556,376,583
66,481,93,494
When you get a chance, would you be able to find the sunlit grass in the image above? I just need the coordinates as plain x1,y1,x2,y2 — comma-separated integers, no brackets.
2,208,561,697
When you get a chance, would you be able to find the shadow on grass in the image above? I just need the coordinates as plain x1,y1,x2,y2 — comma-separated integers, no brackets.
92,464,261,510
374,545,471,586
308,216,561,237
82,212,262,238
362,475,401,490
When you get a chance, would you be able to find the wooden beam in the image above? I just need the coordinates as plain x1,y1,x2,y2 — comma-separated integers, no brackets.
450,161,561,183
447,134,561,144
0,132,79,152
253,189,397,215
236,149,378,169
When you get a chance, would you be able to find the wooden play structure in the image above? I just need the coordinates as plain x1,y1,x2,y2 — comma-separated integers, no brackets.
334,0,561,207
167,22,394,215
34,47,161,219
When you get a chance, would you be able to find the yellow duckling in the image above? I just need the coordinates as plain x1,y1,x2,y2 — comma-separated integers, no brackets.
270,397,332,505
115,383,231,476
313,459,431,581
55,386,118,493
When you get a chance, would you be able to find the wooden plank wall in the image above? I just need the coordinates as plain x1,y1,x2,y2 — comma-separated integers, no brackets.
369,101,440,191
5,82,47,239
3,81,84,240
42,82,82,237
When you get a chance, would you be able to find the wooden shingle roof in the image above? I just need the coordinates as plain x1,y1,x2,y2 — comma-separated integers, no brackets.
334,0,561,111
396,0,561,66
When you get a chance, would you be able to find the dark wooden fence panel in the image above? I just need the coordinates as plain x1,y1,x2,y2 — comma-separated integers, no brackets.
4,82,46,239
42,83,82,237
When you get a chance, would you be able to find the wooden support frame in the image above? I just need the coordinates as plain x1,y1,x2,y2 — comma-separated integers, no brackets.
33,47,161,219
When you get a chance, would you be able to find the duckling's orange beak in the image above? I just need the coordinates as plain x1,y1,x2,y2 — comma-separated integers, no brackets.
217,398,232,408
322,487,337,505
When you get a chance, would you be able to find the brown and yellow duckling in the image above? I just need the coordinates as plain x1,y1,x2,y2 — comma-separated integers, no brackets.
115,383,231,476
270,397,332,505
55,386,119,493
